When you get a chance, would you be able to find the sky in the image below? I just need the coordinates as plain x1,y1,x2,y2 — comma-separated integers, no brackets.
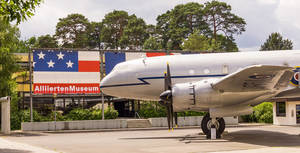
18,0,300,51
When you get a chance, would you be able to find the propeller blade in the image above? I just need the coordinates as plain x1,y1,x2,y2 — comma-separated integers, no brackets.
174,112,178,128
162,62,174,130
170,102,173,129
164,72,168,91
166,63,172,90
166,105,171,130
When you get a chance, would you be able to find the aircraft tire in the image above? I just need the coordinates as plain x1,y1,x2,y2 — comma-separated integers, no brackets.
217,117,225,135
201,113,211,136
201,114,225,139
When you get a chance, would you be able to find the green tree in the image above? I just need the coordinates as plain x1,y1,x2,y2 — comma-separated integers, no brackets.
0,49,19,97
55,13,90,48
260,32,293,51
216,35,238,52
0,18,20,51
181,32,211,51
156,2,209,50
181,31,221,52
156,11,171,50
204,0,246,41
145,24,157,37
143,36,163,50
120,15,148,49
87,22,103,49
181,31,238,52
13,36,37,53
0,20,19,130
24,36,37,49
0,0,42,24
101,10,130,49
0,1,41,129
35,35,58,48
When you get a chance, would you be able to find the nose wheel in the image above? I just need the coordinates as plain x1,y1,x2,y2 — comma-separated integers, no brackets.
201,113,225,139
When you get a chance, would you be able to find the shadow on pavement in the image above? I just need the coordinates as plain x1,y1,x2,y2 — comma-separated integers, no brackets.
121,130,300,147
224,130,300,147
4,132,46,137
0,148,31,153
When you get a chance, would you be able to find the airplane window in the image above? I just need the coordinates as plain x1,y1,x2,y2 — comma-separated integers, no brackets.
223,65,229,74
204,69,210,74
189,69,195,75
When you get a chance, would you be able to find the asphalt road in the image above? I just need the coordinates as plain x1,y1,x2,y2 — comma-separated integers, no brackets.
1,125,300,153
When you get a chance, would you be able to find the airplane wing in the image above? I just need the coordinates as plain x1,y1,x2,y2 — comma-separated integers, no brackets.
211,65,294,92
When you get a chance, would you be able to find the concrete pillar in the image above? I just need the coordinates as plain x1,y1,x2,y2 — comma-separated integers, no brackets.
0,96,10,134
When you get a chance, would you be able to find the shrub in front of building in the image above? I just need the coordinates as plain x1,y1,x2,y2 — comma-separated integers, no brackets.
241,102,273,123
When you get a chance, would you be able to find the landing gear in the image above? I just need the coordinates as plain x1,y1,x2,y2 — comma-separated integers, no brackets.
201,113,225,139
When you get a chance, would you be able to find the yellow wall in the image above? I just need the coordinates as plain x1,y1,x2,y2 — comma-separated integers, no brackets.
14,71,31,92
14,53,32,62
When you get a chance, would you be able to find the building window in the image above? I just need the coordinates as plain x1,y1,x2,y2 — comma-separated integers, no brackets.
276,102,286,117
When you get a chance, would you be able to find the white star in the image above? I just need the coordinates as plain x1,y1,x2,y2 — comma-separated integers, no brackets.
57,52,64,60
33,62,36,67
37,51,45,59
66,60,74,68
47,60,55,68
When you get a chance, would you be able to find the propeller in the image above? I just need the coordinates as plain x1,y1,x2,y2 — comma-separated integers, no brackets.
159,63,178,130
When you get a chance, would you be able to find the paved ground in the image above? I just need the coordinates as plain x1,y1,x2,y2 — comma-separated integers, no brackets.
1,125,300,153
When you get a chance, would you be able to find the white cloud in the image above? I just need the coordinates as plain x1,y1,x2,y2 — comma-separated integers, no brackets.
257,0,278,5
276,0,300,29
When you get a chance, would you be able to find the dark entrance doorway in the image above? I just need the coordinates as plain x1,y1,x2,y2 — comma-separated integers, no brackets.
113,100,135,117
297,105,300,124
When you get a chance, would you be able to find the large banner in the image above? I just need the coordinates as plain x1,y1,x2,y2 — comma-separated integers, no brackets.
33,50,100,94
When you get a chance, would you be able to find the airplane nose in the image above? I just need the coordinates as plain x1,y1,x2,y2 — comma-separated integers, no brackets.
100,75,110,89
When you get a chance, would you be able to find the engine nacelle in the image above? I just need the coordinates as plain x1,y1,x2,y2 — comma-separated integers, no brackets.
172,79,219,112
172,79,264,114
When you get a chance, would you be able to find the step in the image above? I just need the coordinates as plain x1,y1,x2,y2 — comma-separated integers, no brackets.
127,119,152,128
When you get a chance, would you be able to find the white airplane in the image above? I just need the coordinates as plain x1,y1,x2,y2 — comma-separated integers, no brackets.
100,50,299,138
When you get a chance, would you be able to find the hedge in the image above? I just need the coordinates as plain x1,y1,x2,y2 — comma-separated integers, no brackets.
10,107,118,130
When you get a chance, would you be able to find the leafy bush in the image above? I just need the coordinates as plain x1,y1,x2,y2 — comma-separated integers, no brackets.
137,102,206,118
91,109,102,120
254,102,273,123
241,102,273,123
11,109,50,130
65,107,118,120
47,111,66,121
259,111,273,123
104,107,118,119
10,111,22,130
66,109,92,120
178,111,206,117
240,112,257,123
21,109,48,122
138,102,166,118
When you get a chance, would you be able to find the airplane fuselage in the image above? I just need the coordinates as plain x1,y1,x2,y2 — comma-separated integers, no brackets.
101,50,299,112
